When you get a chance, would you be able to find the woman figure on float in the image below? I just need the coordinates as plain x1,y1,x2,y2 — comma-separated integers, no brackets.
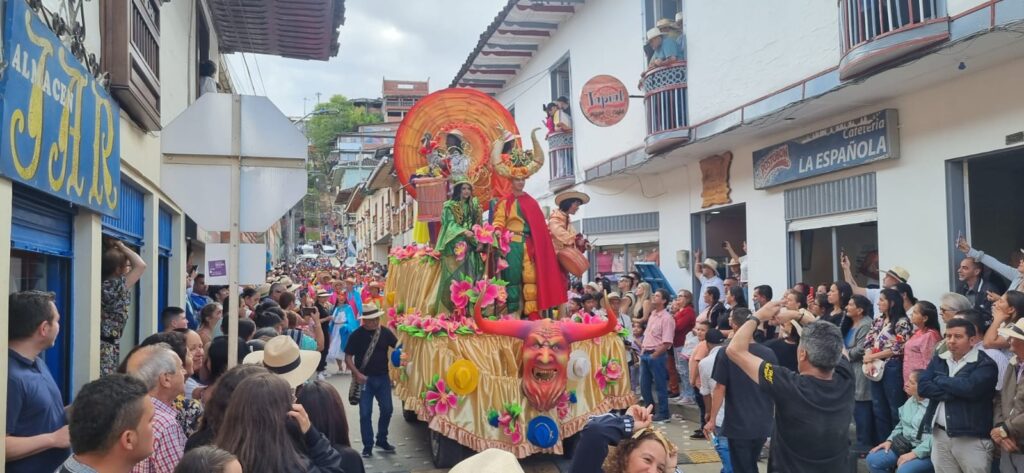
433,177,484,313
489,128,567,320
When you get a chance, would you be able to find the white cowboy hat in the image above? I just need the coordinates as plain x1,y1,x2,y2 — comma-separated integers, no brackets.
703,258,719,271
450,448,524,473
998,318,1024,342
361,303,382,320
242,336,321,388
646,27,664,43
568,350,591,380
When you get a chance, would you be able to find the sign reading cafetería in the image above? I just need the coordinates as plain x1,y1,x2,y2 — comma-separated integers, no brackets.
752,109,898,189
0,0,121,215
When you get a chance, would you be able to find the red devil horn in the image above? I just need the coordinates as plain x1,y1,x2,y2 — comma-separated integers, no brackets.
562,294,619,343
473,300,534,339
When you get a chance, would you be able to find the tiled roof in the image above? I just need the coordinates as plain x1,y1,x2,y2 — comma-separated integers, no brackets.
383,79,429,96
450,0,584,92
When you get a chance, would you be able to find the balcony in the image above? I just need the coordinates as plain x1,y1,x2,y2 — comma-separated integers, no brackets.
641,61,690,155
547,132,575,191
839,0,949,79
102,0,161,131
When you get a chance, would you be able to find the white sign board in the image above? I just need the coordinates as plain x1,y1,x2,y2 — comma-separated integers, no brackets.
203,244,268,285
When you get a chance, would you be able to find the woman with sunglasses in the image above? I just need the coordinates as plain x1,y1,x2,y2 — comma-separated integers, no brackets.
569,404,678,473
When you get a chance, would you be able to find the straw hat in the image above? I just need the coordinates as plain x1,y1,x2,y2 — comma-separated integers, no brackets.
881,266,910,283
568,350,591,380
655,18,680,32
703,258,719,271
258,283,272,298
361,303,382,320
449,449,524,473
607,292,622,300
316,289,330,298
554,190,591,207
446,359,480,396
242,336,321,388
998,319,1024,342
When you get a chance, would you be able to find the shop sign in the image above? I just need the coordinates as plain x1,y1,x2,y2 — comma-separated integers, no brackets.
579,75,628,127
0,0,121,215
700,152,732,208
752,109,898,189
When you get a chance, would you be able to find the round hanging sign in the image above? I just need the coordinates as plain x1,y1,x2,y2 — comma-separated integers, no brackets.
579,75,629,127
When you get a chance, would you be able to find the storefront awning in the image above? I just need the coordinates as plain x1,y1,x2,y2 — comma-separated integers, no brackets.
210,0,345,60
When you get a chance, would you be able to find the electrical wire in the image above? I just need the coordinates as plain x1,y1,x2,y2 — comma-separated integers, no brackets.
231,0,267,95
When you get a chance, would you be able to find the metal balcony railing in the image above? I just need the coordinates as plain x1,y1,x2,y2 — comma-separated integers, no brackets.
547,132,575,191
641,61,690,155
838,0,948,78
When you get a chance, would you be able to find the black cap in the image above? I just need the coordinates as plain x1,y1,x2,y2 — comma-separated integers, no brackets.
706,328,726,345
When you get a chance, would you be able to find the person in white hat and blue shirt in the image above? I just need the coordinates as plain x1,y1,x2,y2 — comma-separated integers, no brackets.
693,248,725,314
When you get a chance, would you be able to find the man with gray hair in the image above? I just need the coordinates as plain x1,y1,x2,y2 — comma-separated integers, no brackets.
726,301,854,472
125,344,187,473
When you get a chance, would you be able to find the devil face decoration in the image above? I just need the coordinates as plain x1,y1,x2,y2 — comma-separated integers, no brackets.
475,301,618,411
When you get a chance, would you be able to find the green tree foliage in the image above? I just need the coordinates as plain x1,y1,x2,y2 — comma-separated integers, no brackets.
306,94,383,164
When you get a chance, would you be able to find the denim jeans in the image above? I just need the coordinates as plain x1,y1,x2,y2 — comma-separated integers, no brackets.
712,428,733,473
728,437,767,473
640,351,670,419
855,400,879,452
358,374,394,452
675,346,695,401
871,358,906,441
865,449,934,473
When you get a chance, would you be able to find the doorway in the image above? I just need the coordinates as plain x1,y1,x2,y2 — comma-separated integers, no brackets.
10,250,73,401
965,149,1024,291
691,204,747,288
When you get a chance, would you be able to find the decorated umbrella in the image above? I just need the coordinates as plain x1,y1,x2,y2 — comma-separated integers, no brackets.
394,88,518,209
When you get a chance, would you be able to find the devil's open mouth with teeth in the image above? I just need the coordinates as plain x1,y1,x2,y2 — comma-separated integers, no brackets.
532,367,558,382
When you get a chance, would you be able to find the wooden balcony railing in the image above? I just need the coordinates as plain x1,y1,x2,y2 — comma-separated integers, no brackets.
547,132,575,191
102,0,161,131
839,0,949,79
641,61,689,155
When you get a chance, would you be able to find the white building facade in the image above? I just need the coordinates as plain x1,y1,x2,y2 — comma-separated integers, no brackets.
453,0,1024,301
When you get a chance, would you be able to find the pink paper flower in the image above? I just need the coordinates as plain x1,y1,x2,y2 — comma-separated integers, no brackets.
473,223,495,245
496,258,509,272
605,360,623,380
495,285,508,303
454,241,468,262
509,426,523,444
498,230,512,254
595,371,608,391
474,279,500,307
425,379,458,416
450,280,473,309
498,412,513,427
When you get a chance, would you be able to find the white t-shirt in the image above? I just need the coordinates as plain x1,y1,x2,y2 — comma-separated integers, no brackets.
699,346,725,427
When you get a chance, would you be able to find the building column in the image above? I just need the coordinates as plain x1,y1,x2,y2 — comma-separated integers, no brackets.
72,211,103,393
139,193,160,336
169,207,186,309
0,178,13,463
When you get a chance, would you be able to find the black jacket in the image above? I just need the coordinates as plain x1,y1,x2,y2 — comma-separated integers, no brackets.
568,413,635,473
298,426,346,473
917,348,998,439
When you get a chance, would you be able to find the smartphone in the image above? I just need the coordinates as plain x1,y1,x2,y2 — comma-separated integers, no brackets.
301,307,317,317
720,241,727,248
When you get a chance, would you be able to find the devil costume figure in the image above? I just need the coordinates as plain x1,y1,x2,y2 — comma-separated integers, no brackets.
433,178,484,313
489,128,567,319
474,298,619,411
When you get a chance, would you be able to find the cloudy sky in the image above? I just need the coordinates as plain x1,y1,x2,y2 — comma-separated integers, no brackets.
224,0,507,117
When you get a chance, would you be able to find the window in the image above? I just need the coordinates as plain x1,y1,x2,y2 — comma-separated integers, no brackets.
550,57,571,101
644,0,683,31
101,0,162,131
196,0,212,96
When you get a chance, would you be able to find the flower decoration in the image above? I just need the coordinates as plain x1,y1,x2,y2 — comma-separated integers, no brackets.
473,279,500,307
486,403,524,444
554,391,579,419
594,356,623,393
389,244,440,265
421,374,458,417
395,311,480,339
496,258,509,272
454,241,468,262
473,223,496,245
450,280,473,309
497,229,513,255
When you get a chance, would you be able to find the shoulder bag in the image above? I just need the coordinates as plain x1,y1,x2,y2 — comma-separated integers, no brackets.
348,329,381,405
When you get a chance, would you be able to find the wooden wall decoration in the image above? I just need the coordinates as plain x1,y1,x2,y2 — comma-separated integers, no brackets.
700,152,733,208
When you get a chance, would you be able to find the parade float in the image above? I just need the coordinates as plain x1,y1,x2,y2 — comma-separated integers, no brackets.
383,89,634,467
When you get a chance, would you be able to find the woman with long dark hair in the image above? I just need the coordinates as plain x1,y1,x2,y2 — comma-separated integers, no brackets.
903,301,941,384
862,288,912,441
100,238,147,375
983,290,1024,350
846,294,876,454
723,285,748,337
297,381,365,473
825,281,854,337
186,364,266,451
214,373,344,473
433,179,483,313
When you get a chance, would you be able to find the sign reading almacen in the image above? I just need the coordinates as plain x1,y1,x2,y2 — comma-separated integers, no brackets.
752,109,899,189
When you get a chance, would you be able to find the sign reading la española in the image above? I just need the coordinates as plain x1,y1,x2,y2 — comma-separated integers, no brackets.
752,109,898,189
579,75,628,127
0,0,121,215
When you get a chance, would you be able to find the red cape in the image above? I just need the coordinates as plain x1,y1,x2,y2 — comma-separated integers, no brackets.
501,193,568,313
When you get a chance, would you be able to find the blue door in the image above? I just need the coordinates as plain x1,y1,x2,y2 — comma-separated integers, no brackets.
157,206,173,329
10,186,75,401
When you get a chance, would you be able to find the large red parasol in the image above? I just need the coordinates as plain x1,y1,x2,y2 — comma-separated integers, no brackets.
394,88,518,204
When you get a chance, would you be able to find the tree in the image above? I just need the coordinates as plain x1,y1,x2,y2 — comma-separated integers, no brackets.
305,95,383,181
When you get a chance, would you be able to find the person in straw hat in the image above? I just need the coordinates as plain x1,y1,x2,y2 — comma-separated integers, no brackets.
645,23,683,69
342,304,398,458
242,335,321,388
548,190,590,253
693,248,725,314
